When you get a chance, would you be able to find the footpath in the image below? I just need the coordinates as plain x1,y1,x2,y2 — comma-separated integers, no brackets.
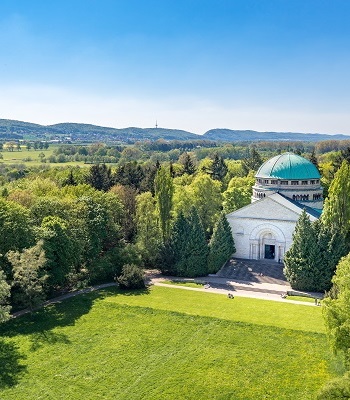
11,268,322,319
149,274,319,306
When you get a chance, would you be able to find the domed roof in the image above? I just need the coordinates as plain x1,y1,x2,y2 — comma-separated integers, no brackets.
256,152,321,180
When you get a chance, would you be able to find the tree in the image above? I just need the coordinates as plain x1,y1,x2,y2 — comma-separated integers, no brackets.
283,211,319,291
159,209,208,277
322,161,350,248
7,241,47,311
109,184,137,242
117,264,145,290
64,169,77,186
0,269,11,322
207,213,235,274
0,199,34,276
186,174,222,235
323,252,350,367
223,186,252,213
241,147,263,175
180,152,196,175
312,220,347,292
176,208,208,277
210,153,228,181
308,148,319,168
86,164,113,192
154,167,174,241
317,372,350,400
135,192,161,267
40,216,75,289
158,212,187,275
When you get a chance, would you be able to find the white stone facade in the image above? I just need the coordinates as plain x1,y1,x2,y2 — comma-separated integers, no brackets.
227,193,319,262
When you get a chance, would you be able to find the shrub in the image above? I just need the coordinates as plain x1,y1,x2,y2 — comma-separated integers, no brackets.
116,264,145,289
317,372,350,399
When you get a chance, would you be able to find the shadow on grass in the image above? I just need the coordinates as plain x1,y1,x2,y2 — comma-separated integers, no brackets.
0,286,151,339
29,331,71,351
0,339,26,388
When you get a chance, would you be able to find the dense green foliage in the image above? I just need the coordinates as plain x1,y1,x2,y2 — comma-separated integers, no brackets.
7,242,47,311
322,160,350,249
0,269,11,322
317,372,350,399
0,286,340,399
323,253,350,367
154,167,174,240
207,213,236,274
159,209,208,277
284,212,346,292
116,264,145,289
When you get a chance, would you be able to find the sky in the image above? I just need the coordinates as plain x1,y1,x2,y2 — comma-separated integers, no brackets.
0,0,350,135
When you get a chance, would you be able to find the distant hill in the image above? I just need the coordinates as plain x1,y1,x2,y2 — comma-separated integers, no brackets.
0,119,198,142
203,129,350,142
1,119,350,143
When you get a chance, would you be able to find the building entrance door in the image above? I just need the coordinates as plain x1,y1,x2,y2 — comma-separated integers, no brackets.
264,244,275,259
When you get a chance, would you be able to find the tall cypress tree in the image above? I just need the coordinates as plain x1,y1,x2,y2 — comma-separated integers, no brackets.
179,208,208,277
160,209,208,278
283,210,319,290
155,167,174,241
158,212,188,275
207,213,235,274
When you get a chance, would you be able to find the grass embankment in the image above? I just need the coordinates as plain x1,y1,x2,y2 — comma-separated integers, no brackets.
0,286,341,399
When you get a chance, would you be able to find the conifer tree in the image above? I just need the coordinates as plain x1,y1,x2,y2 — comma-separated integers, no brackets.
158,212,188,275
207,213,235,274
177,208,208,277
155,167,174,241
283,210,318,290
312,220,347,292
181,152,196,175
210,153,228,181
159,210,208,277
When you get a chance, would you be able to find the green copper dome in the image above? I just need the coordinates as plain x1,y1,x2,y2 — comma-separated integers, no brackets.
256,152,321,180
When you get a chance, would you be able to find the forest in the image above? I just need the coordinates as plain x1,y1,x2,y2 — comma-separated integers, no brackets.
0,140,349,313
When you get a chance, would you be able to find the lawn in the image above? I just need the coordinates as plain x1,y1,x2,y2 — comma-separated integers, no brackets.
0,286,342,399
161,279,205,288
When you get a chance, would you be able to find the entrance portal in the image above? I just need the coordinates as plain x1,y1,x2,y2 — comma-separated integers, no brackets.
264,244,275,259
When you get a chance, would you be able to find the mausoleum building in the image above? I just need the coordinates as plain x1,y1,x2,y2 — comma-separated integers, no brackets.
227,153,323,262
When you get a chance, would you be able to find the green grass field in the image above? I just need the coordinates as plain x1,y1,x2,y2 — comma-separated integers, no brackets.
0,146,86,167
161,279,204,288
0,286,342,399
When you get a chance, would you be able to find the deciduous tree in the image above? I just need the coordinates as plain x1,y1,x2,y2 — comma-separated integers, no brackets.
7,241,47,311
0,269,11,322
323,252,350,367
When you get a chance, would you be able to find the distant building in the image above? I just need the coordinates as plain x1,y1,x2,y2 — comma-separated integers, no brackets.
227,153,323,261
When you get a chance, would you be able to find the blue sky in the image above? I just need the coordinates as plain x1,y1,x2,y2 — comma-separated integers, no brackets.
0,0,350,134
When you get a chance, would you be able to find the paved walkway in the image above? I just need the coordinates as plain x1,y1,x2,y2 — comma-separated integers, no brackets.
147,258,323,306
11,259,321,319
